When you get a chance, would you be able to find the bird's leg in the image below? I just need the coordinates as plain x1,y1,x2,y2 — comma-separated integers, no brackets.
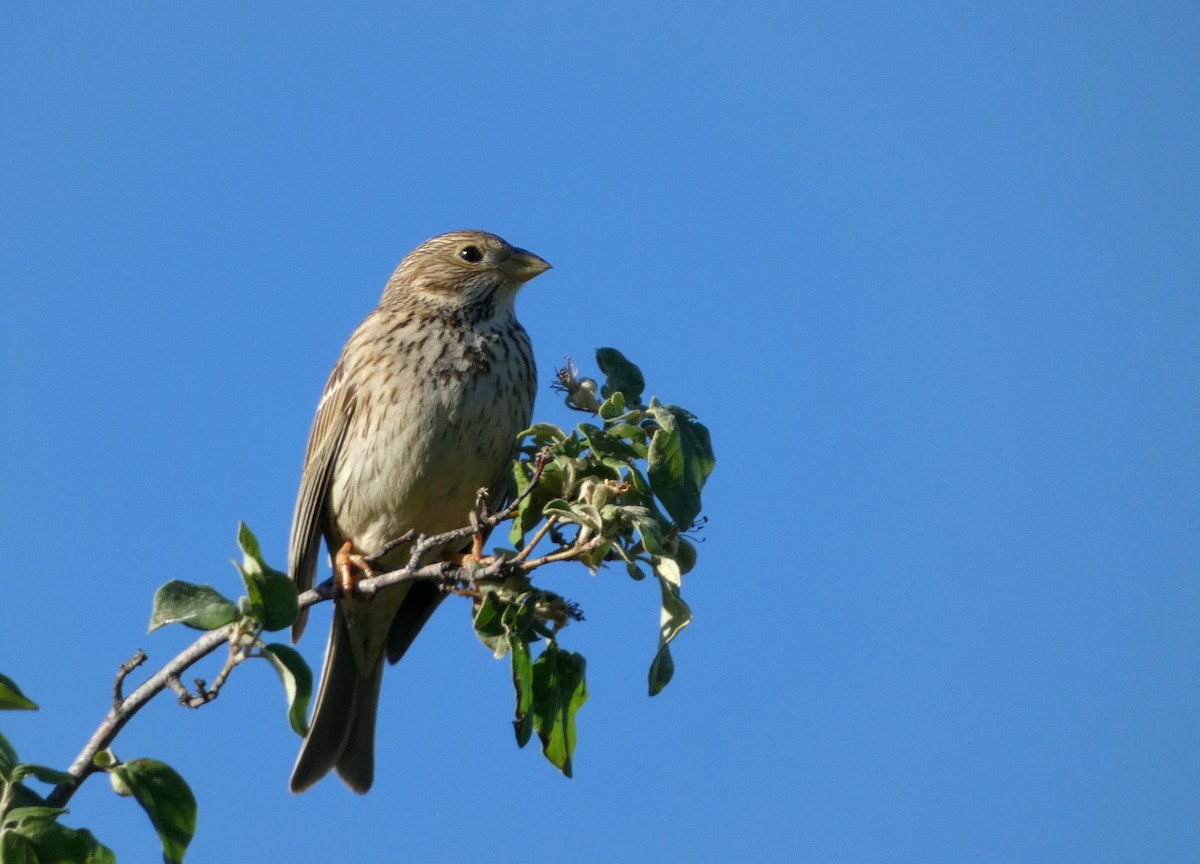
443,511,489,566
334,540,377,600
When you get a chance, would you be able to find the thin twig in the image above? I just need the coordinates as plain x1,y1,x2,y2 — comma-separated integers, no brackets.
112,651,147,711
176,644,246,708
517,537,604,571
515,515,558,563
516,449,552,505
363,529,416,568
165,675,191,702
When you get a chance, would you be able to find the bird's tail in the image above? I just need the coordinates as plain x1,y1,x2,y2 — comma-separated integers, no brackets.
290,604,383,794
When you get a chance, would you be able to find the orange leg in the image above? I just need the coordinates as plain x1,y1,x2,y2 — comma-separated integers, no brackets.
334,540,377,599
443,532,488,567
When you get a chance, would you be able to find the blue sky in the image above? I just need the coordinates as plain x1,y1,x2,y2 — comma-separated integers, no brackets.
2,2,1197,861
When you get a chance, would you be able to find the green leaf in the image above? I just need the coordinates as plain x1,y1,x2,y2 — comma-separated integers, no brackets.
260,644,313,737
11,764,73,786
508,461,530,547
3,815,116,864
235,523,298,632
475,594,539,748
542,496,607,536
531,643,588,777
236,564,298,632
579,540,613,572
472,593,509,658
596,347,645,406
649,557,693,696
109,759,196,864
1,806,67,829
509,457,573,549
540,498,574,521
578,423,643,470
502,594,541,641
648,644,676,697
148,580,240,632
597,390,625,420
623,505,672,557
571,502,603,533
627,463,653,497
518,422,568,448
508,461,539,548
0,674,37,711
509,633,534,749
606,422,650,449
0,830,37,864
646,400,715,529
2,782,48,813
549,431,586,459
0,729,18,776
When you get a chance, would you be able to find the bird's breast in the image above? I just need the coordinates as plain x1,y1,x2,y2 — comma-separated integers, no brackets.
327,313,535,554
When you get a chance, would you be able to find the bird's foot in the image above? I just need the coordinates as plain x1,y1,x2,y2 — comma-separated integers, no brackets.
443,532,490,567
334,540,377,599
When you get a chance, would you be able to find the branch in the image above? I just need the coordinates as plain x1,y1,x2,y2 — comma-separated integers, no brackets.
169,639,249,709
47,629,232,808
46,497,590,809
112,650,147,710
515,516,559,563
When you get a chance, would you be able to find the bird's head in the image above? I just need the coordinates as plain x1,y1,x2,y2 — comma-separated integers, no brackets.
381,230,551,312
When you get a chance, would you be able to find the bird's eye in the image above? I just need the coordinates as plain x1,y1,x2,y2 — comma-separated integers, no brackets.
458,245,483,263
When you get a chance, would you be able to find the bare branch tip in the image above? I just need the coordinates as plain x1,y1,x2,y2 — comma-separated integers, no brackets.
112,649,148,709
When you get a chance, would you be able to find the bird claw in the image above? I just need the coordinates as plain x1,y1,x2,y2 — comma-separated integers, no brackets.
334,540,377,600
443,531,491,567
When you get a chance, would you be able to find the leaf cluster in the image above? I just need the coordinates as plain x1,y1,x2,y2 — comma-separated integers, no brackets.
148,523,311,732
505,349,715,696
0,527,309,863
2,675,191,864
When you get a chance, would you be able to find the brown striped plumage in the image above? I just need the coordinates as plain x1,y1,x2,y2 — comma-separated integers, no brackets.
288,231,549,793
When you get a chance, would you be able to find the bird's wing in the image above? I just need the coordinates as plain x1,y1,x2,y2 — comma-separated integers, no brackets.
289,357,356,642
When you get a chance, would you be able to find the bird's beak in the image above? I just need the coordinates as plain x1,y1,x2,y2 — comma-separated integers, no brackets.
500,248,552,283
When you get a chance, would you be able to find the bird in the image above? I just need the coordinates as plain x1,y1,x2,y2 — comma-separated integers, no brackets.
287,230,550,793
